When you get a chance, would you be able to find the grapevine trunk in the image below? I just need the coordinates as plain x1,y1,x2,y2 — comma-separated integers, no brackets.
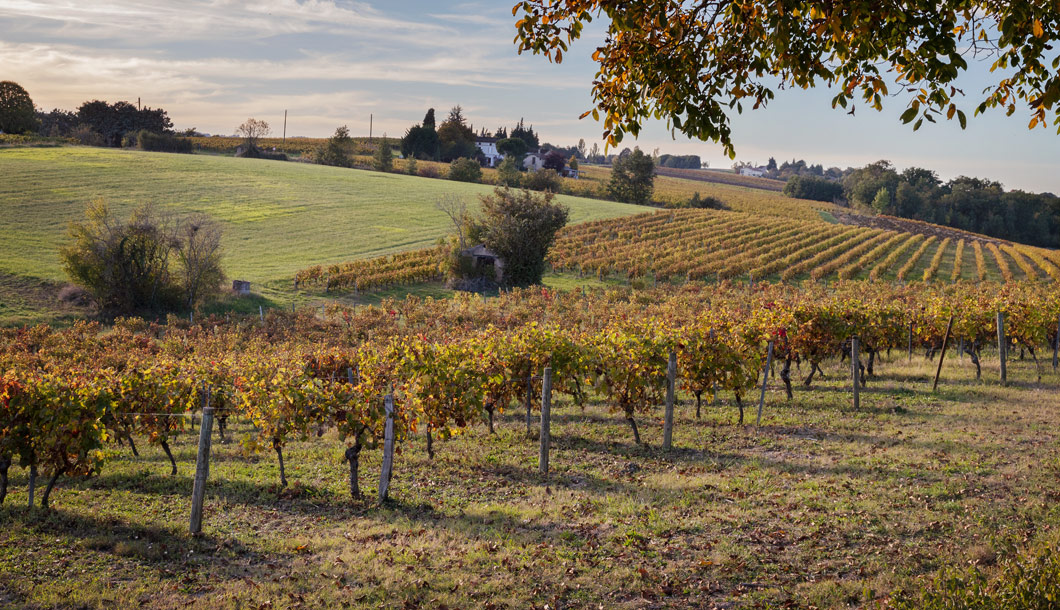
40,467,65,509
0,455,9,505
344,443,361,498
160,440,177,476
274,439,288,488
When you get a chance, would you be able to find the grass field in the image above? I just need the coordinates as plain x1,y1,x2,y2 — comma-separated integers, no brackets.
0,147,641,288
2,353,1059,608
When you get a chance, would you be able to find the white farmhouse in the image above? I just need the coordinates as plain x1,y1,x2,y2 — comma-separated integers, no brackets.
523,153,545,171
475,137,503,167
739,166,767,177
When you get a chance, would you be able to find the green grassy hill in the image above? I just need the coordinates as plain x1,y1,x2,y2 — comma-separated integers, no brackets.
0,147,641,288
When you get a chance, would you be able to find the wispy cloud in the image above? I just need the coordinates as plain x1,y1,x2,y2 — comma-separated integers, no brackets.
1,0,451,45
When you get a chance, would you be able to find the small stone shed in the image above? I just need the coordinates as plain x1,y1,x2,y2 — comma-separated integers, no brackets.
460,244,504,282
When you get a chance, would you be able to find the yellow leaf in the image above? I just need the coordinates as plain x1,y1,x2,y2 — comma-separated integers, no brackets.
1033,19,1044,38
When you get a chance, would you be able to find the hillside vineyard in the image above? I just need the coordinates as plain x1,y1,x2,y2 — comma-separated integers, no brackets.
298,210,1060,293
3,280,1058,505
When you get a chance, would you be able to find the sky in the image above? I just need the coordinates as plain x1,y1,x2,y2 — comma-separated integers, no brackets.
2,0,1058,193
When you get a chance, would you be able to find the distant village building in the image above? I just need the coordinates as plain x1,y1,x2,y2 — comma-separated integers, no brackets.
460,244,504,282
232,280,251,294
739,166,767,177
475,137,503,167
523,153,545,171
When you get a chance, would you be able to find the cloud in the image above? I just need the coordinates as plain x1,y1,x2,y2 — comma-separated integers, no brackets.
0,0,450,45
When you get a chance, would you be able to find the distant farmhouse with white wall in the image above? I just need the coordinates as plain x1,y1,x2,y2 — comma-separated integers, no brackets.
475,137,503,167
523,152,545,171
739,166,767,177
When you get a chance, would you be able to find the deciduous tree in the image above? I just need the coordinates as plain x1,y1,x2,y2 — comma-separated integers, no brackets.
236,118,270,151
474,188,569,287
513,1,1060,157
542,150,566,172
607,147,654,205
0,81,38,134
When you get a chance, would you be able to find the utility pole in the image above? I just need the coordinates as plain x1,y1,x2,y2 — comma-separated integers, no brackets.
137,97,141,111
282,110,287,149
370,114,373,141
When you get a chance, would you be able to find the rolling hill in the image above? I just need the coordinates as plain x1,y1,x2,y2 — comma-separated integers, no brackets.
0,147,640,287
2,145,1057,326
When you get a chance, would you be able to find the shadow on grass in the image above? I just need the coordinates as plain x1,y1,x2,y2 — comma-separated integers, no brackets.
5,469,347,519
762,424,978,456
376,494,598,548
0,505,280,578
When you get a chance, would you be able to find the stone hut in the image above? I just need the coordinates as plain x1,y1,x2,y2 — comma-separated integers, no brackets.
460,244,504,282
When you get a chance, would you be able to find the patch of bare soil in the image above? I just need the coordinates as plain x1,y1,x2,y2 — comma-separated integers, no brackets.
832,212,1006,244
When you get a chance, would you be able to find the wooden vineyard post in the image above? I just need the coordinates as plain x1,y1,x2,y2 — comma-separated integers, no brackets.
525,374,533,438
1053,314,1059,371
663,350,676,451
189,405,215,535
709,329,718,404
851,336,860,410
539,367,552,476
259,305,264,323
932,317,954,392
378,393,395,503
997,311,1007,385
908,322,914,362
756,341,774,428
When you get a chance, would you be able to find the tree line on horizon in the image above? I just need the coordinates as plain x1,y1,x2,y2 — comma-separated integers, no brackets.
777,158,1059,248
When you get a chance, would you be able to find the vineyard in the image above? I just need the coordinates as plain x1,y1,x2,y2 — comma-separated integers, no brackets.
295,247,448,292
4,281,1060,607
186,136,399,158
550,210,1060,283
4,280,1060,506
300,209,1060,294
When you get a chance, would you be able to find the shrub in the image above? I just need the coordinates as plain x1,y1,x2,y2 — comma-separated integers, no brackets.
71,124,104,146
448,157,482,183
405,156,418,175
523,168,562,193
471,188,569,287
373,141,394,172
496,156,522,187
542,150,566,172
418,164,442,179
236,145,286,161
60,200,225,315
57,284,91,306
316,125,354,168
688,192,728,210
136,130,193,153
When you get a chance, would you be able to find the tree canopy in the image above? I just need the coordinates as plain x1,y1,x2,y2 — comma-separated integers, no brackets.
608,147,655,205
474,188,570,287
513,1,1060,157
76,100,173,147
438,106,477,162
0,81,38,134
